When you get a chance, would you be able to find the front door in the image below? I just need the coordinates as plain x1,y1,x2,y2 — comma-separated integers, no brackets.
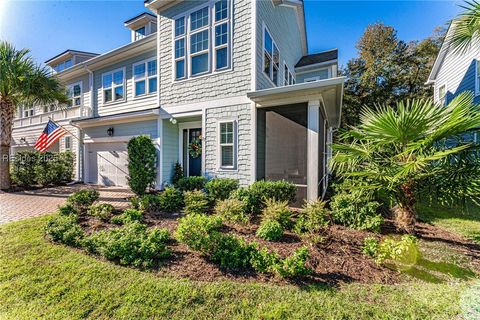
187,128,202,176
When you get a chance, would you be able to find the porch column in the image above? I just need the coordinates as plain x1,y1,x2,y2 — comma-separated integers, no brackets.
307,100,320,201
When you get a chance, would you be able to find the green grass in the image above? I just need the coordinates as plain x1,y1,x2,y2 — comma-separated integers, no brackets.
0,216,476,319
418,203,480,244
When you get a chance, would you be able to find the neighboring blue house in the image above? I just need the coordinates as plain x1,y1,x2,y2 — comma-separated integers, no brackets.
11,0,345,202
427,23,479,143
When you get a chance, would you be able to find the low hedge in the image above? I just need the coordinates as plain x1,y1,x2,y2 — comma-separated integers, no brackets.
175,176,207,192
205,178,239,201
11,151,74,187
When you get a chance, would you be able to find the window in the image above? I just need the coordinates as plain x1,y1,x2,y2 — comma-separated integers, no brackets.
23,105,34,118
173,0,231,80
133,59,157,97
66,82,82,107
283,63,295,86
43,104,56,113
54,59,72,72
135,27,146,41
102,69,124,103
263,27,279,86
219,121,235,168
439,84,446,106
64,136,71,151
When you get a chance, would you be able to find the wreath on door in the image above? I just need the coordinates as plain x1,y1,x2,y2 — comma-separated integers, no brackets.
188,138,202,159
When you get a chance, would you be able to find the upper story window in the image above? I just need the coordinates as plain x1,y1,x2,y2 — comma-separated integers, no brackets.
67,82,82,108
54,59,73,72
284,64,295,86
135,27,146,41
23,105,34,118
133,59,157,97
439,84,446,106
263,26,279,86
219,120,236,169
102,69,125,104
43,104,57,113
173,0,231,81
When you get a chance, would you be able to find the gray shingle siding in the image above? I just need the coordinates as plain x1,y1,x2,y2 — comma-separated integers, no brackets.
256,0,304,90
158,0,252,107
435,45,480,105
204,103,252,186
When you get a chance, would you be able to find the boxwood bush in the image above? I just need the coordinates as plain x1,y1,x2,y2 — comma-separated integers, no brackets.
44,215,84,247
330,192,383,232
111,209,143,225
175,213,223,252
232,180,296,214
158,187,183,212
175,176,207,192
83,222,171,268
256,220,284,241
67,189,99,214
183,190,209,215
88,203,114,221
205,178,239,201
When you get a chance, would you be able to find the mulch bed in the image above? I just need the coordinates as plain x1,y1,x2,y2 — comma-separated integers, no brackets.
77,210,480,287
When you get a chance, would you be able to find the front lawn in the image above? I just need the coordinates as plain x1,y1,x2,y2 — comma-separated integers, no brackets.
0,216,475,320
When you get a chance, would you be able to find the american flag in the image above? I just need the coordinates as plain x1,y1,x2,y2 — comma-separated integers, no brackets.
34,120,67,152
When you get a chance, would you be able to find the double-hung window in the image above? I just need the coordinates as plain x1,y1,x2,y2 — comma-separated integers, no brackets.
173,0,231,80
66,82,82,107
135,27,146,41
23,105,34,118
174,16,186,79
64,136,71,151
263,27,279,86
102,69,125,103
219,121,235,169
133,59,157,97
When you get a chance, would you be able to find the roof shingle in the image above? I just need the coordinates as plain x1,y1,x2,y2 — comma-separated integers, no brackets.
295,49,338,68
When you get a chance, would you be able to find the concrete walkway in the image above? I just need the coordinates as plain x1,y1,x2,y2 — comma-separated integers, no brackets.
0,185,132,224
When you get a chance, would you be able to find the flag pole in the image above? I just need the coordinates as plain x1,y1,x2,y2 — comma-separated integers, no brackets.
48,117,82,144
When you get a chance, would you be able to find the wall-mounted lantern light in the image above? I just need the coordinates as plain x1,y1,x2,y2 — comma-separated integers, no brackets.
169,117,177,125
107,127,114,137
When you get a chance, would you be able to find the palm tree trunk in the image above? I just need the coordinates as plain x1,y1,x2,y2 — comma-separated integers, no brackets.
393,182,417,233
0,99,14,190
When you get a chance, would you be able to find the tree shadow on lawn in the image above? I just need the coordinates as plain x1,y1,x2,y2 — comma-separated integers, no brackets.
398,257,477,284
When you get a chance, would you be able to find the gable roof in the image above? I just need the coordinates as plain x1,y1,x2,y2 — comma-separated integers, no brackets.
45,49,99,65
426,22,453,85
124,12,156,25
295,49,338,68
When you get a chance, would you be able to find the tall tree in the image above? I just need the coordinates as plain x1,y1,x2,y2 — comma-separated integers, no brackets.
341,23,444,127
0,41,67,189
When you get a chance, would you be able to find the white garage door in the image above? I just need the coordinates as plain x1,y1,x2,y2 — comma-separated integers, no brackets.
86,143,129,187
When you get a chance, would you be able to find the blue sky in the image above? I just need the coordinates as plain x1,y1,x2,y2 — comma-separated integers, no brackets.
0,0,461,67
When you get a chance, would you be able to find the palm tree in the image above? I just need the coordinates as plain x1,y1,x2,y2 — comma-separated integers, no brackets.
0,41,67,190
448,1,480,53
330,92,480,233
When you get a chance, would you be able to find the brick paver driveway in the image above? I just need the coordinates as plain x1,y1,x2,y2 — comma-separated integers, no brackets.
0,185,132,224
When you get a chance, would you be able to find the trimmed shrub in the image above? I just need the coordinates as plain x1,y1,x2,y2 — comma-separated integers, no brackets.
232,180,296,214
330,192,383,232
67,189,99,214
175,176,207,192
208,234,258,270
88,203,114,221
127,136,157,195
83,222,170,268
58,203,77,216
175,213,223,252
294,199,330,234
183,190,209,215
214,198,249,225
158,187,183,212
111,209,144,225
11,151,74,187
172,162,184,185
274,247,312,278
44,215,84,247
137,194,161,213
250,248,281,273
256,220,284,241
261,198,292,229
205,178,239,201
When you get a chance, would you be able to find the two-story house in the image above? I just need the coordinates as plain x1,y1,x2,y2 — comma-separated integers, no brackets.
11,0,344,202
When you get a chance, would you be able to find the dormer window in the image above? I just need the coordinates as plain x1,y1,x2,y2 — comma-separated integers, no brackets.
54,59,72,72
135,27,146,41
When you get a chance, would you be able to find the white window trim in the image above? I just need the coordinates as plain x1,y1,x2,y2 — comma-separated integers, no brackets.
67,81,83,108
476,59,480,96
101,67,126,105
171,0,233,82
132,58,157,98
64,136,72,151
22,105,34,118
217,118,237,170
438,83,447,106
283,61,296,86
262,22,280,87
